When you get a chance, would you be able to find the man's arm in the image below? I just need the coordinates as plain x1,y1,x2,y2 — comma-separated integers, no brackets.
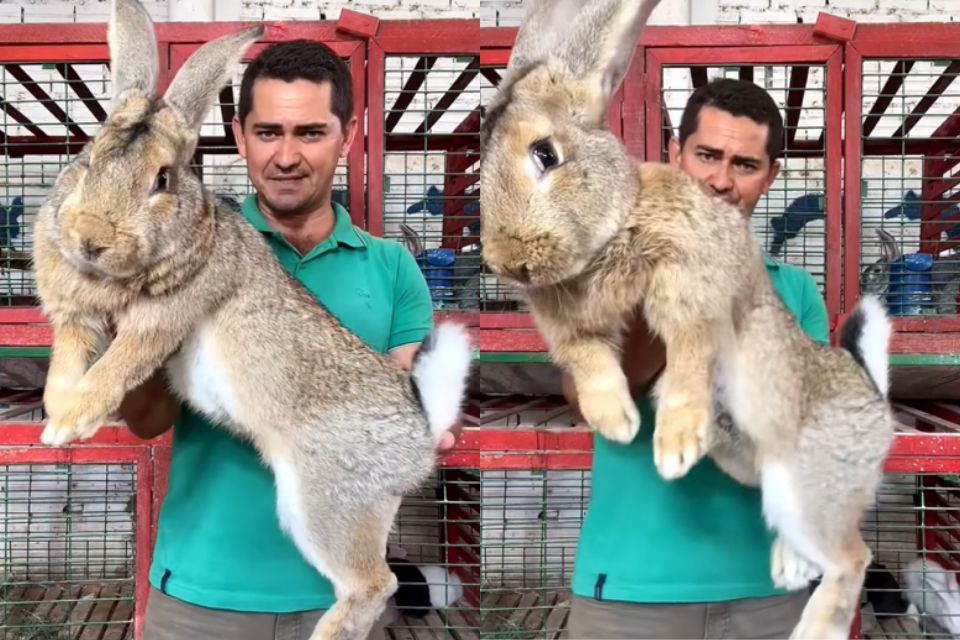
116,369,180,440
389,247,460,451
800,275,831,346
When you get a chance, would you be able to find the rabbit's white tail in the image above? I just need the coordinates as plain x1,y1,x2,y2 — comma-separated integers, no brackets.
411,322,473,441
838,294,892,396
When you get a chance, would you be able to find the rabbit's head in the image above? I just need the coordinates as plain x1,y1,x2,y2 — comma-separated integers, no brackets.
860,228,900,295
480,0,661,288
52,0,262,280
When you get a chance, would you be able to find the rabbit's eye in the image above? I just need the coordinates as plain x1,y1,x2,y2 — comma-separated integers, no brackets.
530,140,560,174
153,167,170,193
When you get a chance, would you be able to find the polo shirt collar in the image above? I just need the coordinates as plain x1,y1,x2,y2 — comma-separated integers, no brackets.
764,252,780,271
239,194,367,250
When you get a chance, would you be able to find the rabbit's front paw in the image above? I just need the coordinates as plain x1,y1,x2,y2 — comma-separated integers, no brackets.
771,536,821,591
578,375,641,444
41,388,111,446
654,400,709,480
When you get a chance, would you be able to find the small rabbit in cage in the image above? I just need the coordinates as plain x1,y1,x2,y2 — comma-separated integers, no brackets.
30,1,472,639
480,0,897,638
860,228,900,296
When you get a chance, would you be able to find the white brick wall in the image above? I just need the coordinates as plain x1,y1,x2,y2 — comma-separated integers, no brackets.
0,0,479,23
481,0,954,26
0,0,950,25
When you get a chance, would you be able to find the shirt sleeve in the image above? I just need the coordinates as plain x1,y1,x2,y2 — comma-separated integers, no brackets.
799,273,830,346
388,246,435,351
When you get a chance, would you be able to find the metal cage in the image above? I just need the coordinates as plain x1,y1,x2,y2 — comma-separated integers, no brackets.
367,22,481,313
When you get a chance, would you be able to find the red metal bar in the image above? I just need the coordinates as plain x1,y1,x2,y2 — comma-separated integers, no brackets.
784,64,809,148
374,20,479,54
824,48,844,323
346,44,366,230
482,24,828,51
891,60,960,140
0,44,108,62
851,23,960,56
363,39,384,237
56,62,109,122
647,45,840,66
644,49,664,163
622,49,646,160
4,64,87,138
843,43,864,315
861,60,914,138
385,56,436,133
414,58,479,136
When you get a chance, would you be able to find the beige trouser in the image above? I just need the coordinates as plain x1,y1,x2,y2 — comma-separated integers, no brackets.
142,587,393,640
563,589,810,640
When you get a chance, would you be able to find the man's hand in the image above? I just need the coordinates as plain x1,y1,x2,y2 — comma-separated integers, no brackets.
389,341,462,454
437,424,462,453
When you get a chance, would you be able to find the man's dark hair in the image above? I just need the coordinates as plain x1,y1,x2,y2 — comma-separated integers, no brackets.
237,39,354,128
677,78,784,162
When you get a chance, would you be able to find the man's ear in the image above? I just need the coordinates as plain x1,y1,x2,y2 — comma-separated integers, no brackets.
232,116,247,159
340,115,359,158
668,138,682,168
763,159,781,195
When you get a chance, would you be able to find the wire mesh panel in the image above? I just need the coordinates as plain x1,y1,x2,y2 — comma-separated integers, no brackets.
480,469,588,640
860,473,960,639
387,468,480,640
0,58,112,308
0,460,138,640
653,61,832,297
478,397,589,640
378,53,481,312
856,58,960,318
476,58,522,314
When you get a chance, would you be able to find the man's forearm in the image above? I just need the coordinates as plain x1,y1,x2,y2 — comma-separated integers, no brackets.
117,370,180,439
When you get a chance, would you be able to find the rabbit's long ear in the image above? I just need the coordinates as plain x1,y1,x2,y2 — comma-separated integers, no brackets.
876,228,901,262
108,0,159,102
511,0,660,106
163,26,265,131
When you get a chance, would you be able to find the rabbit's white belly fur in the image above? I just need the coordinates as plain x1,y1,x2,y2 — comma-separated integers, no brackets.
165,323,239,425
271,456,331,577
761,464,833,575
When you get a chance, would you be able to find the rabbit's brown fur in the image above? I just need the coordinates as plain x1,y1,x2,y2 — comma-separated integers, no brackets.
480,1,896,638
32,2,472,639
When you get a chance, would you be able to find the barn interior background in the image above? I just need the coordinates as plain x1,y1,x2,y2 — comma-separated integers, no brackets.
0,0,959,639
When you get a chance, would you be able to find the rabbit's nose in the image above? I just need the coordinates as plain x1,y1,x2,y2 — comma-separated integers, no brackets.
81,240,107,260
505,263,532,284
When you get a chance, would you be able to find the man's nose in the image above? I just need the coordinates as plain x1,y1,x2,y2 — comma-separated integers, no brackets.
707,167,734,194
274,138,301,169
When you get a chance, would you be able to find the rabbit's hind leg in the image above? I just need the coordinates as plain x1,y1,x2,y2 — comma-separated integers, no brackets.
787,530,870,640
761,462,870,640
305,495,401,640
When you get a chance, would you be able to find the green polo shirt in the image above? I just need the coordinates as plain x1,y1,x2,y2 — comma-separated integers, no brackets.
148,195,434,612
571,256,829,605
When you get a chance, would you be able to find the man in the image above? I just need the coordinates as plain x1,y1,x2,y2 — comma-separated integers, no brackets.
562,78,830,639
118,40,454,639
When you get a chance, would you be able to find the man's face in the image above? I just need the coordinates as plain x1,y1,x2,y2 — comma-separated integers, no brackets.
232,78,357,218
668,105,780,216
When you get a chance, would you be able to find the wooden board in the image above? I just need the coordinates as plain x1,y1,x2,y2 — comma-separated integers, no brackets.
0,581,133,639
